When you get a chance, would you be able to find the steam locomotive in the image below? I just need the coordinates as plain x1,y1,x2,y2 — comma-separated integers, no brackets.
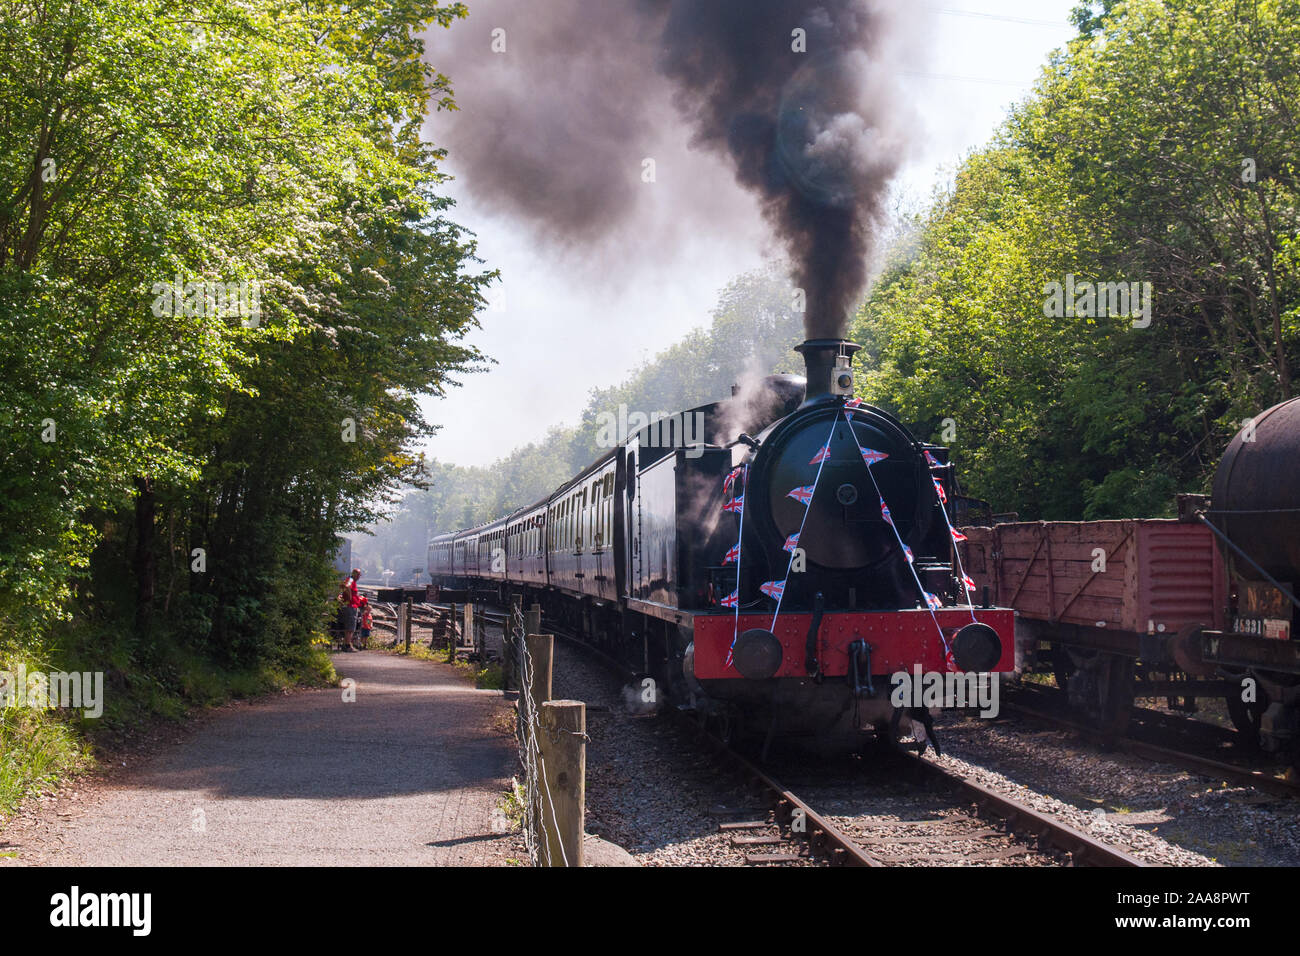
429,339,1015,753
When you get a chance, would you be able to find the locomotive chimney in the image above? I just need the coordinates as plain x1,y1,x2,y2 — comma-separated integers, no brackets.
795,339,862,406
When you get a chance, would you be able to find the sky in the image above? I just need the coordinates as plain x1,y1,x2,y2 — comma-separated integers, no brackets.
416,1,1081,469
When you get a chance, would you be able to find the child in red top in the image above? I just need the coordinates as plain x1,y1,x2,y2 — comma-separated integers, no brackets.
359,598,373,649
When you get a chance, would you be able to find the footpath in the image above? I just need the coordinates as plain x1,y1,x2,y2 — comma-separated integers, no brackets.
0,652,522,866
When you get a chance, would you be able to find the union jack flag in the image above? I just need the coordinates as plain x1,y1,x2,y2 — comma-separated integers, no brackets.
722,495,744,515
787,485,815,505
722,543,740,564
723,466,743,497
809,444,831,465
860,447,888,465
844,397,865,409
944,648,956,670
962,573,976,590
902,543,915,564
924,450,941,468
783,533,800,553
950,528,967,543
720,590,738,608
932,477,948,504
923,591,943,610
879,499,894,526
759,580,785,600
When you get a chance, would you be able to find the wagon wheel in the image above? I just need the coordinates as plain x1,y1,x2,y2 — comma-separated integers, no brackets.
1096,654,1135,737
1224,677,1267,750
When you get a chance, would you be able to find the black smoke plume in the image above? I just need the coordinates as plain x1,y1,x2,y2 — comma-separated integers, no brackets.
425,1,912,337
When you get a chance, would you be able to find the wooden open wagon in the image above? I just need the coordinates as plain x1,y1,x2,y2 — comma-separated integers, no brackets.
959,519,1240,733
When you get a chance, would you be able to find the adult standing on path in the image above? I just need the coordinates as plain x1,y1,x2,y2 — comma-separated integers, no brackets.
339,568,362,651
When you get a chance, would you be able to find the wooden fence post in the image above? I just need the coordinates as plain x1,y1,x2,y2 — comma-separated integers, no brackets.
395,602,406,650
448,602,457,653
524,633,553,713
474,603,485,661
538,700,585,867
404,597,413,653
522,631,554,857
456,603,473,663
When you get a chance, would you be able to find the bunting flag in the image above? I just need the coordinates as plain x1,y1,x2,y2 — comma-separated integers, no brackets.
850,435,960,667
759,580,785,600
924,450,941,468
725,463,751,667
770,412,841,633
927,457,981,622
860,447,888,465
787,485,815,505
844,397,865,409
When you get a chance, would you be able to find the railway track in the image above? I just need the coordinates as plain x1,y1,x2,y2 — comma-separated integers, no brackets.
1000,692,1300,801
730,737,1143,867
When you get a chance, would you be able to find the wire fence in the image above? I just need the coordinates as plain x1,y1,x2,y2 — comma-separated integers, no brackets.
510,600,582,867
510,602,543,865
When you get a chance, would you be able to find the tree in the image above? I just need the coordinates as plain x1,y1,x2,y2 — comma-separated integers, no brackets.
853,0,1300,520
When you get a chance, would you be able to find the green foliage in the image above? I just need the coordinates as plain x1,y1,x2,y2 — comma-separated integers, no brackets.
854,0,1300,519
0,0,488,811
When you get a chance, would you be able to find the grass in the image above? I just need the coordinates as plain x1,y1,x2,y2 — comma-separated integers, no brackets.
1020,671,1057,688
0,709,89,819
380,639,505,690
500,779,526,830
